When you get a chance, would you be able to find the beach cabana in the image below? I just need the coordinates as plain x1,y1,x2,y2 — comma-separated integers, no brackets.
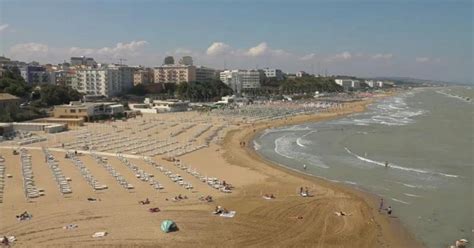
160,220,178,233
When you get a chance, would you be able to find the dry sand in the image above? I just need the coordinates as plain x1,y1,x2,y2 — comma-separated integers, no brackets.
0,99,423,247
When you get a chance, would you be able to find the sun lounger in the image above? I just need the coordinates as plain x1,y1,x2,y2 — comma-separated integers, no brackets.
219,211,236,218
92,231,107,238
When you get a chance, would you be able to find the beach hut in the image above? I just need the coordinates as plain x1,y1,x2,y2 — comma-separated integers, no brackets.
160,220,178,233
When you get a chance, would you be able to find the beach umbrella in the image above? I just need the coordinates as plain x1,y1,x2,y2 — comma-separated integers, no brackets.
160,220,178,233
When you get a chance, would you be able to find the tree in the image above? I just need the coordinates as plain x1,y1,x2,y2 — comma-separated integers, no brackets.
127,84,148,96
175,80,233,102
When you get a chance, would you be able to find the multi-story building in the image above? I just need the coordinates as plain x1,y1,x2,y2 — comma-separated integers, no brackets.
163,56,175,65
178,56,193,66
20,65,52,85
262,68,284,80
335,79,360,90
74,64,134,97
154,65,196,84
365,80,384,88
70,56,97,67
220,70,261,94
133,68,154,85
195,66,217,83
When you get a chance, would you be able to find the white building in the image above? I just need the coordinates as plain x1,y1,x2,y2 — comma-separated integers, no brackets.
262,68,283,80
365,80,384,88
75,64,134,97
296,71,309,78
220,70,261,94
179,56,193,66
335,79,360,90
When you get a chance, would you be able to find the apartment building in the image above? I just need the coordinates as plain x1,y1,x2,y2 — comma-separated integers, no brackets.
153,65,196,84
220,70,261,94
262,68,284,80
75,64,134,97
133,68,154,85
195,66,217,83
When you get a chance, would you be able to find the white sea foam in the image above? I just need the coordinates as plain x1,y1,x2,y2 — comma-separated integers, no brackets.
274,135,329,168
344,147,459,178
332,93,427,126
391,198,410,205
253,140,261,150
344,180,358,185
296,130,316,147
403,193,422,198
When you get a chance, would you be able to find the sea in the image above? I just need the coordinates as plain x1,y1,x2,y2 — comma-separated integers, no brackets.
254,86,473,248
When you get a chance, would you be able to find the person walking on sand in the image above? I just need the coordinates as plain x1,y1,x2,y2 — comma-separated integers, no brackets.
303,164,307,170
378,198,384,212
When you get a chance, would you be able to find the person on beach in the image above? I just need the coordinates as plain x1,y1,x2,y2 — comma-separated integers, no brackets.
385,161,389,168
387,206,392,215
378,198,384,212
303,164,307,170
299,187,303,195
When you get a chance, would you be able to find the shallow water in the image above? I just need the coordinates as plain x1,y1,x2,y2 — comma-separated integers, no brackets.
255,86,473,248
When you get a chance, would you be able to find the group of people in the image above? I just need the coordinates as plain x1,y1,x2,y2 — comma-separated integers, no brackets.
239,141,246,147
167,194,188,202
199,195,213,202
16,211,32,221
299,187,311,197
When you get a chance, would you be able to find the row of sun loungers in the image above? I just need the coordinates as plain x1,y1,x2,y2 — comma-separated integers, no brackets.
170,124,197,138
65,152,108,191
171,160,231,193
17,137,47,146
42,148,72,195
90,152,134,190
0,158,5,203
20,149,41,199
143,158,193,190
188,124,212,142
116,154,164,191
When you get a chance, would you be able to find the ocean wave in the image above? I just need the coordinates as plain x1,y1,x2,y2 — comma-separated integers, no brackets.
435,90,472,103
334,93,426,126
274,135,329,168
391,198,410,205
253,140,261,150
403,193,423,198
344,147,459,178
296,130,316,147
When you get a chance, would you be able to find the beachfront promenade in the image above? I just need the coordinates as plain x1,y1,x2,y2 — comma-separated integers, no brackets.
0,98,420,247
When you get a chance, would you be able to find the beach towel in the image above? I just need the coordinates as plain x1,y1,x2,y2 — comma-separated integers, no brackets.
92,231,107,238
219,211,236,218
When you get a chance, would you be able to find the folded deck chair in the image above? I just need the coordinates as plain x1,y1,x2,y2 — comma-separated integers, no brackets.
219,211,236,218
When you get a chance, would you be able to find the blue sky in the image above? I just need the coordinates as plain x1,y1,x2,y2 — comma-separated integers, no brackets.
0,0,472,83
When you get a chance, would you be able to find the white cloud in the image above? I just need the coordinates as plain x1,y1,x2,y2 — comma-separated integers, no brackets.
10,42,49,54
206,42,231,56
416,57,442,63
300,53,317,61
69,40,148,58
245,42,269,57
0,24,9,32
325,51,352,62
244,42,291,57
371,53,393,60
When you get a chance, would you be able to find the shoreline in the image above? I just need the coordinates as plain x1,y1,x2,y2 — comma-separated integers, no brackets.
221,97,424,247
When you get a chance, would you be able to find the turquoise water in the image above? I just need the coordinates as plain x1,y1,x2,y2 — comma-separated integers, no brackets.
255,87,473,248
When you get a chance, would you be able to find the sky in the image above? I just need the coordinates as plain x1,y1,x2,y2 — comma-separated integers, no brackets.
0,0,472,83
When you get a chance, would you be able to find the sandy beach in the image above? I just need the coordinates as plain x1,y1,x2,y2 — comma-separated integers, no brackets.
0,97,423,247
